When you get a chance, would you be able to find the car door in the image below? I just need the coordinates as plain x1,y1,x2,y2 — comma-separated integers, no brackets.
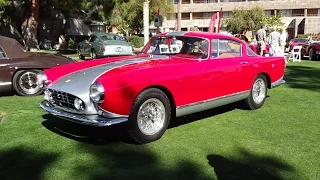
203,38,246,99
91,37,104,56
82,35,97,56
0,46,12,88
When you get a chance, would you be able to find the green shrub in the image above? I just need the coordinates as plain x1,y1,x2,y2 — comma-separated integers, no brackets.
127,35,144,48
68,37,77,50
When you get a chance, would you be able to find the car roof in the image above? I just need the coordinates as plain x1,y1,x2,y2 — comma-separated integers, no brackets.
0,36,29,59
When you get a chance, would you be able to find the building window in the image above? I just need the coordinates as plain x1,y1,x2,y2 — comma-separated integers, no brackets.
193,0,217,3
292,9,304,17
265,10,275,17
307,9,318,16
278,10,292,17
222,11,233,18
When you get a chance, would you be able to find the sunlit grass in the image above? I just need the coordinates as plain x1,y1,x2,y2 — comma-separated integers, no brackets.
0,60,319,180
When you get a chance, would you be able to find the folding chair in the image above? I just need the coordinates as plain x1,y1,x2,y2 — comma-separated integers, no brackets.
287,45,302,62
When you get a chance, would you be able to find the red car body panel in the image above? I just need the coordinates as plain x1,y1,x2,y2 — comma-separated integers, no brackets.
42,31,286,120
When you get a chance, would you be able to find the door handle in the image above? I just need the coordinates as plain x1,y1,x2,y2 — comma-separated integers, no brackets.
240,61,248,65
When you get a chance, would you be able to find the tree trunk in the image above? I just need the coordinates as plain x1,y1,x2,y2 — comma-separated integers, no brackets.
22,0,39,51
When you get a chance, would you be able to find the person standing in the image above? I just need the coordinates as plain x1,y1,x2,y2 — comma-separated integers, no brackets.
280,27,288,54
255,25,267,56
268,27,281,56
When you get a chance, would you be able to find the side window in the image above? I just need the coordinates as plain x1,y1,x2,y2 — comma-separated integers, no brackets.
212,39,242,58
0,46,7,59
218,39,241,58
89,35,98,42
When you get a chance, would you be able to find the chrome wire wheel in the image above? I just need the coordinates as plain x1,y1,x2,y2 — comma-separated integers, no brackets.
252,78,266,105
19,71,41,94
137,98,166,135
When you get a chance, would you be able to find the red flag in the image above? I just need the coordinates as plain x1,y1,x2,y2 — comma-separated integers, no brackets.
157,8,160,15
208,12,217,33
217,8,223,33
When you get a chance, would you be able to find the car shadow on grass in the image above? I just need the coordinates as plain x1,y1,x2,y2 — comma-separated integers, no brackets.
285,64,320,92
41,114,130,145
207,148,298,180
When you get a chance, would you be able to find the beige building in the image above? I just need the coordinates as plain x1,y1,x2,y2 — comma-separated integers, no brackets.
158,0,320,40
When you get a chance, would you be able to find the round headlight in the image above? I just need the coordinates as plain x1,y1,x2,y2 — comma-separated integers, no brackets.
74,98,85,110
36,71,47,88
90,82,105,103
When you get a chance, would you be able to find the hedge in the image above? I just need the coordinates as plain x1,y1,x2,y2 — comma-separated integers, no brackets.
127,35,144,48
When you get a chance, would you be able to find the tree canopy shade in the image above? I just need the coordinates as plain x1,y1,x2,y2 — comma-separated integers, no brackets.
1,0,173,49
106,0,173,36
225,6,284,34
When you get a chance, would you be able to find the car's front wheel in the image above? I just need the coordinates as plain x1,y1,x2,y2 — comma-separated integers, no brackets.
78,47,85,60
244,74,268,110
90,49,97,59
13,70,43,96
126,88,171,144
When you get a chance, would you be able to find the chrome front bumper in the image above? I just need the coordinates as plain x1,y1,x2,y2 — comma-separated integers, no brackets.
40,101,128,127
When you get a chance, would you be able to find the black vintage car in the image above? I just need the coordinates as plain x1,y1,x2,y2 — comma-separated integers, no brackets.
0,36,76,96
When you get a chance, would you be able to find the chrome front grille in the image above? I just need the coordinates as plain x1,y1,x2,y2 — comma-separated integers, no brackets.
47,89,77,110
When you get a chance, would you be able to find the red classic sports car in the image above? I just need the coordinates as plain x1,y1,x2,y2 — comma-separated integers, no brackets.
39,31,286,143
0,36,76,96
301,41,320,60
249,42,270,56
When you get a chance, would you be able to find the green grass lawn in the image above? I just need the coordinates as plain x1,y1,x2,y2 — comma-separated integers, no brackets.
0,60,320,180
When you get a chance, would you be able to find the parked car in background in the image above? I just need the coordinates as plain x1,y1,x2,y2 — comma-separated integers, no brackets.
77,32,133,60
300,40,320,60
0,36,76,96
288,38,309,51
249,41,270,56
39,31,286,144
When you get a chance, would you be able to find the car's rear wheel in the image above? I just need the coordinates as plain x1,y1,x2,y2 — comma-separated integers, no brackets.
90,49,97,59
244,74,267,110
13,70,43,96
308,48,318,61
126,88,171,144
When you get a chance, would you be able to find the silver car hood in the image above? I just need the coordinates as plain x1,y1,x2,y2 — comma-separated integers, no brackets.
47,55,168,115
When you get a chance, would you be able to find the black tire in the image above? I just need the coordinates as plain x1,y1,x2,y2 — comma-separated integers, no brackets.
91,49,97,59
13,70,43,96
78,47,85,60
126,88,171,144
309,48,317,61
244,74,268,110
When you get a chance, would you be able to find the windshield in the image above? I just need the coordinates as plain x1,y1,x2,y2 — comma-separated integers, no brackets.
100,35,125,41
293,38,308,42
142,36,209,59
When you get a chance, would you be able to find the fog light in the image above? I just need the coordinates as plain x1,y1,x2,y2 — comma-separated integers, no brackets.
74,98,84,110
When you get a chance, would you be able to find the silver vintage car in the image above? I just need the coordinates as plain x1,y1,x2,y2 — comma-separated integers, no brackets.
77,32,133,60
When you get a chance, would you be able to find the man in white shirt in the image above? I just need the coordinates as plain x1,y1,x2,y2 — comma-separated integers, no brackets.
268,27,281,56
280,27,288,55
